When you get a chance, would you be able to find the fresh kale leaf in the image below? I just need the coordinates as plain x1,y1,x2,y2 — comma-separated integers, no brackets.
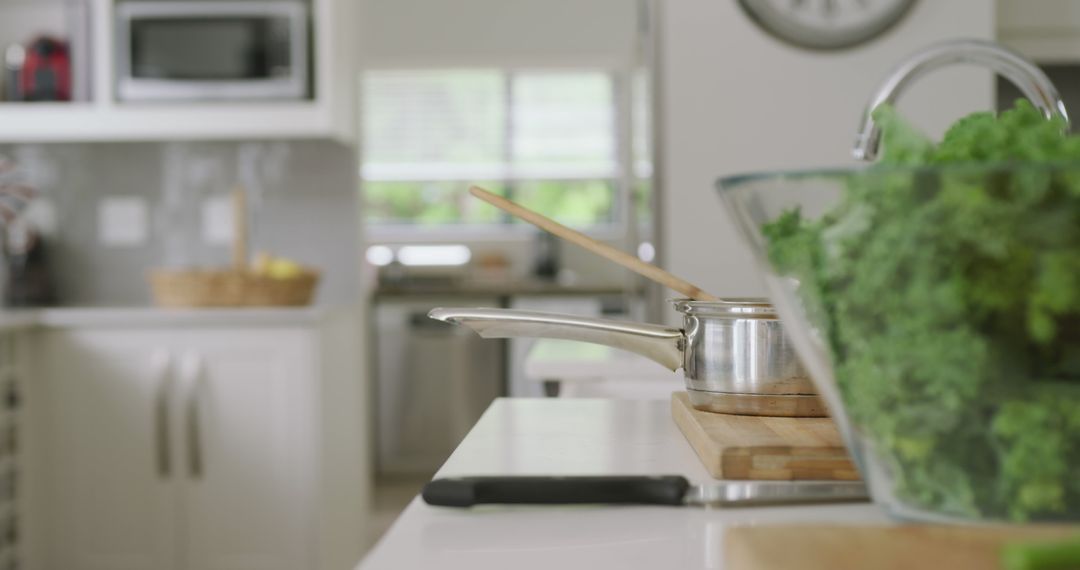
764,100,1080,521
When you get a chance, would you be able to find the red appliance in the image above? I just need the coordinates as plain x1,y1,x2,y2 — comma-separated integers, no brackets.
19,37,71,102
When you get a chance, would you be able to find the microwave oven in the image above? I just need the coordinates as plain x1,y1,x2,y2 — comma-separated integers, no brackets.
115,1,309,102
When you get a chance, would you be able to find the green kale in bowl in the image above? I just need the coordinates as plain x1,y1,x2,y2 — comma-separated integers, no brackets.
762,100,1080,521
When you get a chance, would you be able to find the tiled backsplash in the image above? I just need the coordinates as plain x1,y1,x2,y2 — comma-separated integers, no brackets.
0,140,360,306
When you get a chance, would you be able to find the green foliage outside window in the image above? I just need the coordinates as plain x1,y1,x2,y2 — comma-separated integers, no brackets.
364,179,615,228
512,180,614,227
363,70,623,230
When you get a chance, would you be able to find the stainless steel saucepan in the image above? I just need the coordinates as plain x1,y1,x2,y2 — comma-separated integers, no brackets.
429,298,825,417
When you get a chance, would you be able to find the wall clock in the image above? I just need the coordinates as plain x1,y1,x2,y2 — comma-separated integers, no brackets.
738,0,918,50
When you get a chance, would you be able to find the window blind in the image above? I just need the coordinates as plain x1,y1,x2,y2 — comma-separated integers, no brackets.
362,69,617,181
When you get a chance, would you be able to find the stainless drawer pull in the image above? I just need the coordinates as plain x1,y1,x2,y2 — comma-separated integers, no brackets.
180,352,205,479
152,351,172,478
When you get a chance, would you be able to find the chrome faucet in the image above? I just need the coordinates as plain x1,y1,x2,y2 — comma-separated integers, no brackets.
853,39,1069,162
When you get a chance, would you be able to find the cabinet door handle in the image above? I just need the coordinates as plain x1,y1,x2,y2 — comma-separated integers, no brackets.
152,350,173,478
180,352,205,479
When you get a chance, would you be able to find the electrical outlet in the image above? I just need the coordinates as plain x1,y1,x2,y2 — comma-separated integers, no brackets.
202,195,233,245
98,196,148,246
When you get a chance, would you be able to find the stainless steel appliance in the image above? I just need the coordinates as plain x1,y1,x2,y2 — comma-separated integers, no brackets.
375,299,502,476
115,1,308,102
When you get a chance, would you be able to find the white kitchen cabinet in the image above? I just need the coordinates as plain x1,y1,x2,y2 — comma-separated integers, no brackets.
0,0,358,143
178,332,315,570
27,310,368,570
39,330,177,570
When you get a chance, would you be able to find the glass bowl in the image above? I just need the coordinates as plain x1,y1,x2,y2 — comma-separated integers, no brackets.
718,164,1080,523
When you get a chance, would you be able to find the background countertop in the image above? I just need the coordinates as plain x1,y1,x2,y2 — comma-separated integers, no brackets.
0,306,345,330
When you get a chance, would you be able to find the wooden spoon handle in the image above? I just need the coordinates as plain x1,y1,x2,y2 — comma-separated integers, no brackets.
469,186,718,301
232,185,248,272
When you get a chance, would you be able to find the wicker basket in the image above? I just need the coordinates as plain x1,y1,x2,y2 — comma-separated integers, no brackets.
149,269,320,308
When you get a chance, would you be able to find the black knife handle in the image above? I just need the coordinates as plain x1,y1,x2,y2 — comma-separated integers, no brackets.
422,475,690,507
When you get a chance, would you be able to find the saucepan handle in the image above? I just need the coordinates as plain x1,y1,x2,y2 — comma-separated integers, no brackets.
428,307,685,371
422,476,690,507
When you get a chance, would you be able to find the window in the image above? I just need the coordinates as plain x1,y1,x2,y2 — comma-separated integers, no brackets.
361,69,623,231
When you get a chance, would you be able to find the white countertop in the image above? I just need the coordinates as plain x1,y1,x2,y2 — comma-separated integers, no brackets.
0,306,339,330
357,398,890,570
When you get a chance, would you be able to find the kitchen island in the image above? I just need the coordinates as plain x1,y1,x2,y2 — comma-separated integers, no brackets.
358,398,889,569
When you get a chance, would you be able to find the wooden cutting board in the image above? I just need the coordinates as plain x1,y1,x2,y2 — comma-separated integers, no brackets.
671,392,858,480
724,525,1080,570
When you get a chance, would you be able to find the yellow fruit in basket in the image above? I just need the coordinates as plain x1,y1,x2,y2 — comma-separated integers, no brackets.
267,258,304,280
252,252,274,275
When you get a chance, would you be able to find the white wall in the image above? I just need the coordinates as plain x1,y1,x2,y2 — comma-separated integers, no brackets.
656,1,995,299
359,0,636,67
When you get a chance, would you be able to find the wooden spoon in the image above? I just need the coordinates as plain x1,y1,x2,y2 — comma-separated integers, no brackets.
469,186,719,301
232,185,249,272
